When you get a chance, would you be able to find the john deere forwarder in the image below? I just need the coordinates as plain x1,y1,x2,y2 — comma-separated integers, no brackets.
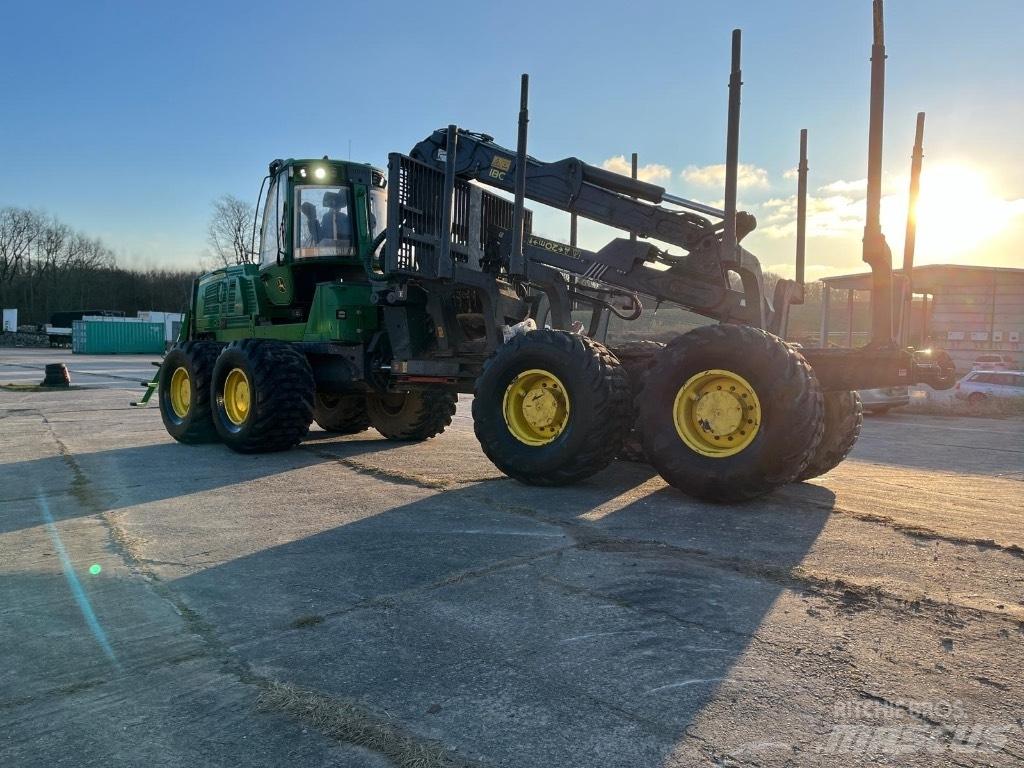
153,17,955,502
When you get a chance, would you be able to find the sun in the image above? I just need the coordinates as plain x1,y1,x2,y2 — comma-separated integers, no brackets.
881,163,1022,264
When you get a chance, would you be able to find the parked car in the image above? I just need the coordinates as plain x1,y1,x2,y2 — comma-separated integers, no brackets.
954,370,1024,404
858,385,910,414
972,353,1015,371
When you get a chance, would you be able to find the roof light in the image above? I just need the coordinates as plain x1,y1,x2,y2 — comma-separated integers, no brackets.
314,167,326,180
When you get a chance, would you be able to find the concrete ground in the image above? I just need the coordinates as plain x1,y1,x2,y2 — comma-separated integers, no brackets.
1,348,1022,767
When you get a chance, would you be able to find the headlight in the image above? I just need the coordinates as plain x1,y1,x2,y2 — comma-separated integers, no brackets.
314,167,326,180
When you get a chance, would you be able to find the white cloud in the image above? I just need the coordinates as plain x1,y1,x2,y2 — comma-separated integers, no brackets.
782,168,799,181
818,178,867,194
600,155,671,184
755,192,865,240
681,163,770,190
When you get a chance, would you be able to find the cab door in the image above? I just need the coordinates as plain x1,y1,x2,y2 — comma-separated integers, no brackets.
258,172,294,306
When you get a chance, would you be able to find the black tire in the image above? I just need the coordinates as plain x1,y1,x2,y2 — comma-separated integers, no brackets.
638,325,824,502
366,389,456,441
313,392,370,434
211,340,315,453
41,363,71,388
158,341,222,444
967,392,986,405
472,329,631,486
797,391,863,481
609,341,666,463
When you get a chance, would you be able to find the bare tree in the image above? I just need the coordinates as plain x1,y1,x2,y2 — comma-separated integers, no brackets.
207,194,255,266
0,207,39,284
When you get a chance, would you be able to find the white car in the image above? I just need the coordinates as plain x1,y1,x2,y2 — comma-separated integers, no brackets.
954,370,1024,404
972,354,1015,371
858,385,910,414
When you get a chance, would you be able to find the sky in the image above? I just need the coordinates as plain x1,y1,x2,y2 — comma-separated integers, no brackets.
1,0,1021,277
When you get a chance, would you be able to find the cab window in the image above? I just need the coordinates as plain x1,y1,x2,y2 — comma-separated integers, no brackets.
369,187,387,239
259,174,285,267
295,186,354,258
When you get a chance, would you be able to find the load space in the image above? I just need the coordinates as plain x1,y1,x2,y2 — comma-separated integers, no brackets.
151,9,953,503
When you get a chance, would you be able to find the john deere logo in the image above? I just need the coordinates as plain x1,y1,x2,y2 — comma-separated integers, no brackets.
276,277,287,293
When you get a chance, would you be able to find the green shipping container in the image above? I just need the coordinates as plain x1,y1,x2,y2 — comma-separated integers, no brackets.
72,320,165,354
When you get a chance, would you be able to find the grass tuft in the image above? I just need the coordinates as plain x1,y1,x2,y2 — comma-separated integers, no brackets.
256,681,479,768
901,397,1024,419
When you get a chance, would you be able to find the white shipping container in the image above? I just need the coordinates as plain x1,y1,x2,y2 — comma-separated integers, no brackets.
136,311,183,342
2,308,16,332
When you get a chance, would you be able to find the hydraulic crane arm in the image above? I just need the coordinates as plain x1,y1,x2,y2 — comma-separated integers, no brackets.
407,128,768,324
409,129,756,254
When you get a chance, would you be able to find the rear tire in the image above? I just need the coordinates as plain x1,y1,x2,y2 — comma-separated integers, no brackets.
159,341,222,444
609,341,666,463
638,325,824,502
313,392,370,434
472,329,631,486
366,389,456,441
211,340,315,453
797,391,862,481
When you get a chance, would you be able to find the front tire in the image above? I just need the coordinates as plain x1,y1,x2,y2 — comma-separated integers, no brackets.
159,341,222,444
366,389,456,441
638,325,824,502
211,340,315,453
472,330,631,486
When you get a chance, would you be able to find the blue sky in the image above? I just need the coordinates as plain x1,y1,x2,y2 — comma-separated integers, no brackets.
1,0,1021,275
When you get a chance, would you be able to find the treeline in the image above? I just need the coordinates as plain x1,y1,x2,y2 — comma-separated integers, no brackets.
0,207,198,326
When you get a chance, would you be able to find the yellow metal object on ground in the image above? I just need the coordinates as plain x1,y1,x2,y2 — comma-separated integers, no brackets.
673,369,760,457
223,368,252,426
502,368,571,446
169,366,191,418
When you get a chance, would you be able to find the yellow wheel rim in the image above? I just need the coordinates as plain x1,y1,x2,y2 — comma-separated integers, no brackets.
169,366,191,418
502,368,571,446
223,368,251,426
673,369,761,457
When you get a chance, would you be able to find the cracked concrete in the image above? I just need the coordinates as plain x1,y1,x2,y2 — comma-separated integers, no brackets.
1,349,1022,767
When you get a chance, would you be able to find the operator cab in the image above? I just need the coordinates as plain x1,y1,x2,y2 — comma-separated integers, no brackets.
255,157,386,310
256,157,386,270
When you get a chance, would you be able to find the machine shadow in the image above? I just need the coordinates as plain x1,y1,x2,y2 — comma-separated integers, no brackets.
162,464,835,767
0,433,421,535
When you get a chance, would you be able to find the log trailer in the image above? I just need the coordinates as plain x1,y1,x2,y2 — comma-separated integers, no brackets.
148,3,955,501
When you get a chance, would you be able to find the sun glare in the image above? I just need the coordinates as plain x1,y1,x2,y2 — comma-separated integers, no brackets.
881,163,1023,263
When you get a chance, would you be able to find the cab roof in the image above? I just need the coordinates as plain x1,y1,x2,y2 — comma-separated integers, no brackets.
269,157,386,187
